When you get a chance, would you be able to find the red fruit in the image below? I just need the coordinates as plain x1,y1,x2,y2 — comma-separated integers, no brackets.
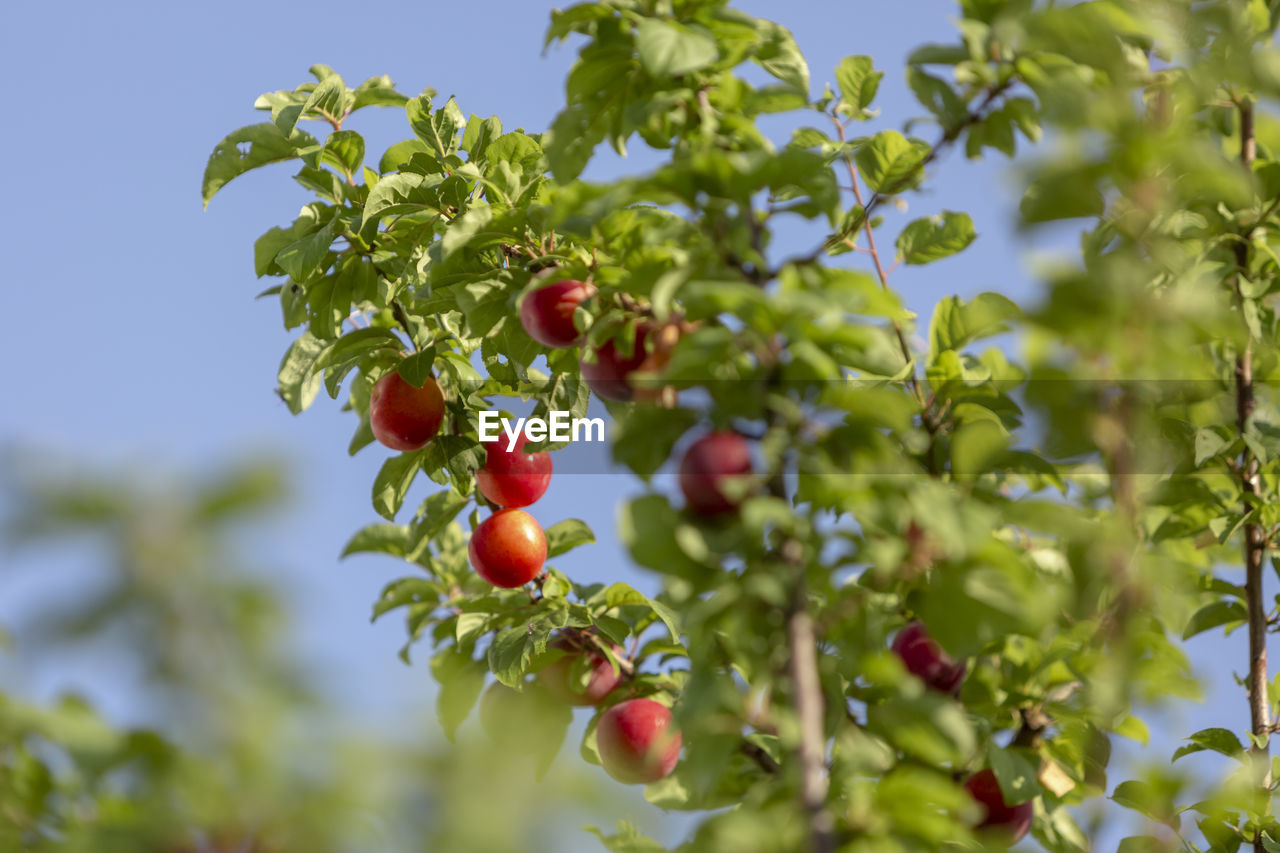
476,434,553,508
368,370,446,452
539,635,624,706
891,621,967,696
580,324,651,402
964,768,1034,842
679,431,753,516
520,280,596,348
596,698,681,785
468,509,547,588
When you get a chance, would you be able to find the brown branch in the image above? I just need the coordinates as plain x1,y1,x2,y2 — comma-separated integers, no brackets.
763,418,835,853
1233,99,1271,853
833,117,922,407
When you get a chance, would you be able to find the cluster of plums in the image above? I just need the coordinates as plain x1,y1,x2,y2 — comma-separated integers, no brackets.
893,621,1033,842
365,284,1034,820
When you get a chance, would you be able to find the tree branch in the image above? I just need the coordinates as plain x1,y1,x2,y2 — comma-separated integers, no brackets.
763,418,835,853
1233,99,1271,853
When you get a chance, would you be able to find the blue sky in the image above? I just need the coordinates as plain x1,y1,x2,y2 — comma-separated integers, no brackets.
0,0,1257,848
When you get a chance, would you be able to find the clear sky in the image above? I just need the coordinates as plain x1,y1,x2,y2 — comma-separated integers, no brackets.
0,0,1254,848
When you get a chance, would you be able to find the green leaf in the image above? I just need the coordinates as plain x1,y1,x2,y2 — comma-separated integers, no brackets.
351,74,408,111
1112,780,1177,827
1194,427,1231,466
602,583,680,640
276,332,328,414
634,19,718,78
372,451,424,521
853,130,930,194
487,616,557,688
430,646,486,742
202,123,317,207
1181,600,1247,640
321,129,365,176
896,211,976,265
276,224,335,284
928,292,1020,358
1171,727,1245,762
361,173,443,231
408,94,463,160
752,20,810,95
611,406,698,479
986,744,1041,806
545,519,595,558
835,55,882,113
378,139,432,173
341,523,410,558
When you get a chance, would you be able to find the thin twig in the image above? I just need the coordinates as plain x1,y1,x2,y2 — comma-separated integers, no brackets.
1233,99,1271,853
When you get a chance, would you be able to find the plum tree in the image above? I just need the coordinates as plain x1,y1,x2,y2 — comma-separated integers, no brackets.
476,434,552,508
368,370,445,451
468,509,546,588
595,698,681,785
206,2,1280,850
520,280,596,348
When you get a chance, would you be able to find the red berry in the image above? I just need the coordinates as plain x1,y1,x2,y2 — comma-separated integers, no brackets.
476,434,552,508
520,280,596,348
679,431,753,516
891,621,966,696
539,635,624,706
964,768,1033,842
368,371,446,452
468,509,546,588
596,698,681,785
580,324,651,402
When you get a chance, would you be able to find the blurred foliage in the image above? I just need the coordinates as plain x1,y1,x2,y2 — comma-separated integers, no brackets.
0,455,618,852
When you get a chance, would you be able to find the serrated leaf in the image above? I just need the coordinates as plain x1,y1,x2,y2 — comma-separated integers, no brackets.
341,523,410,558
277,332,329,414
1182,600,1247,640
430,646,486,742
928,292,1020,358
854,130,930,194
373,451,424,521
634,19,718,77
835,55,882,112
896,211,976,265
202,123,317,207
1171,727,1245,763
545,519,595,557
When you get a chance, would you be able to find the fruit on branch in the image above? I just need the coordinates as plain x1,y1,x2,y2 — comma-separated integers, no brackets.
596,698,681,784
580,323,653,402
963,768,1033,842
520,279,596,348
539,633,624,706
891,620,967,696
679,431,753,516
476,434,553,508
468,509,547,588
368,370,446,451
